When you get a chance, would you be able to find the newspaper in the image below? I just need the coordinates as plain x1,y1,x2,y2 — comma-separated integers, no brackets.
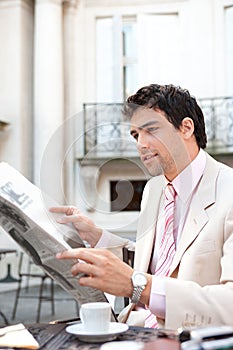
0,162,110,308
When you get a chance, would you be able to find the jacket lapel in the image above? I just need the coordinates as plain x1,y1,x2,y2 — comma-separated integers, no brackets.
170,154,220,273
134,176,164,272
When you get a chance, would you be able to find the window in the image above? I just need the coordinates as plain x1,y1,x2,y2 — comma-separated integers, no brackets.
96,17,115,102
96,13,181,102
225,6,233,95
137,13,180,86
122,16,138,100
110,180,146,211
96,15,137,102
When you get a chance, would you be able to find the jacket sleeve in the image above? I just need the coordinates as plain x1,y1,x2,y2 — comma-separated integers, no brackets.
95,229,135,260
165,205,233,329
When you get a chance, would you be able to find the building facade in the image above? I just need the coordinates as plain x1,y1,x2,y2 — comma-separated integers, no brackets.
0,0,233,285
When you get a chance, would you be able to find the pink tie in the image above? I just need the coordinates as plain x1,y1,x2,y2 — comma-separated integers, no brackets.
145,183,176,328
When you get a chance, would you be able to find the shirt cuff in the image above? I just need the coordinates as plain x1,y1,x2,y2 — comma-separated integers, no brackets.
95,229,112,248
149,276,166,320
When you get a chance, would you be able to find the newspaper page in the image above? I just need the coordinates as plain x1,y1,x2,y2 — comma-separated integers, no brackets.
0,162,109,308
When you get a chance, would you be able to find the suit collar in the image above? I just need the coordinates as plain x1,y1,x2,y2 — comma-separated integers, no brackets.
172,148,206,203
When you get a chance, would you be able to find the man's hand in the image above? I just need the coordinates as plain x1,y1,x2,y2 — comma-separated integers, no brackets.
49,206,102,247
56,248,134,298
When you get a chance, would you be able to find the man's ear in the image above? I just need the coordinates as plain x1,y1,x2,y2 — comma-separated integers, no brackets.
179,117,194,139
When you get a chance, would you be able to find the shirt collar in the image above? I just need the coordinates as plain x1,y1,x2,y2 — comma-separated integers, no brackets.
168,149,206,203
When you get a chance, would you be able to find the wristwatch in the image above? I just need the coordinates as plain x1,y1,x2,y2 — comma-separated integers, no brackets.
131,271,148,304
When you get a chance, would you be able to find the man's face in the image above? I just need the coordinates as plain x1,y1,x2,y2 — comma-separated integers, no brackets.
130,107,187,181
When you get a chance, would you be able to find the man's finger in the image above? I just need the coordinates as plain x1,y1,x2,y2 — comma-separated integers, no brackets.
57,214,80,224
56,248,104,265
71,260,98,277
78,274,98,288
50,206,71,213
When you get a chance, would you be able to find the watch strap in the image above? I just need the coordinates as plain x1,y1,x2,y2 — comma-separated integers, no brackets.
131,285,145,304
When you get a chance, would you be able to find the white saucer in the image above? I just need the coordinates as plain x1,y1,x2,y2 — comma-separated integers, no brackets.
66,322,129,343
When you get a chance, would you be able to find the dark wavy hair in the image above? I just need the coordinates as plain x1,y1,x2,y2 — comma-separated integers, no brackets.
124,84,207,149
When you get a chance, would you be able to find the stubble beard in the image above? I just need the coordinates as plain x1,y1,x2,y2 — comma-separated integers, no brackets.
146,154,177,179
145,158,164,177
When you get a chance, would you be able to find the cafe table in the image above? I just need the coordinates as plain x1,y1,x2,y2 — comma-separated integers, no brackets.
22,323,180,350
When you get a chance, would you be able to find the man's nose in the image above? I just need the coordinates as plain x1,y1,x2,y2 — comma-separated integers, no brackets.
137,133,149,150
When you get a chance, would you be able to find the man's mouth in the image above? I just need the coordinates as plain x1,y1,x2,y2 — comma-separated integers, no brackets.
142,153,158,162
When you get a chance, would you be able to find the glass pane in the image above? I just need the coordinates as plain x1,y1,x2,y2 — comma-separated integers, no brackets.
137,14,180,85
122,22,137,58
225,6,233,95
110,180,146,212
96,17,114,102
122,18,138,99
124,63,138,99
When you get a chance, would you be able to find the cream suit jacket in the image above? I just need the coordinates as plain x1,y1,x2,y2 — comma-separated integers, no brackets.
106,152,233,329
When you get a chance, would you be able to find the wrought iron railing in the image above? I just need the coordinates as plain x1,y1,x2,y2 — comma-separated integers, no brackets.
83,103,136,158
83,97,233,158
199,96,233,153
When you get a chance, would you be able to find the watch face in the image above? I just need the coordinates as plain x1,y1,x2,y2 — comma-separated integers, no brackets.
134,272,147,286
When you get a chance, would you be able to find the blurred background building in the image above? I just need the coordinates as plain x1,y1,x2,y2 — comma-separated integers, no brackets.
0,0,233,289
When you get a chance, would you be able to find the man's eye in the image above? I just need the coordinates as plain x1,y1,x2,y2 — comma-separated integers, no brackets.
147,127,158,133
130,133,138,140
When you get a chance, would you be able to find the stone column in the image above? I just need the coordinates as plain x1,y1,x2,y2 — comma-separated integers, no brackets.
33,0,64,202
62,0,80,203
0,0,34,178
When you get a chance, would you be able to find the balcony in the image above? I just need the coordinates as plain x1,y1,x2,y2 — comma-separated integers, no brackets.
83,103,135,160
82,97,233,160
199,96,233,154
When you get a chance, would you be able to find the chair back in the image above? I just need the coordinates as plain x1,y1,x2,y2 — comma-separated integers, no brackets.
18,251,45,277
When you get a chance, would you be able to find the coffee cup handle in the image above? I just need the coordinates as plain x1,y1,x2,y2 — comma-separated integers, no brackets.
80,307,84,324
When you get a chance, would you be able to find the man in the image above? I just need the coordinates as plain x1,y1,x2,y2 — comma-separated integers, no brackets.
51,84,233,329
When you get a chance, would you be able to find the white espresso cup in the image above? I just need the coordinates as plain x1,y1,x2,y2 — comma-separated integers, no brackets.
80,302,111,332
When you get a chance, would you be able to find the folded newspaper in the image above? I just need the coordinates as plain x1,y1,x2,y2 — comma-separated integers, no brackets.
0,162,108,307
